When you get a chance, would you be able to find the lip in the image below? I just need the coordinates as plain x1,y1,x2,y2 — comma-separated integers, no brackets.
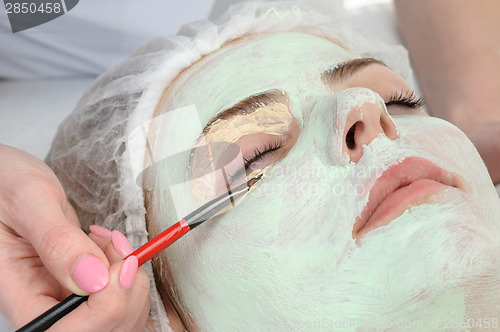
352,157,465,243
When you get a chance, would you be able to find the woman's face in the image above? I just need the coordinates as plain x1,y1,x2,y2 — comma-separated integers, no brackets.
147,32,500,330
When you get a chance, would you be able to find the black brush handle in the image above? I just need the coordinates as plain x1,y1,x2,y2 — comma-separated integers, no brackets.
16,294,88,332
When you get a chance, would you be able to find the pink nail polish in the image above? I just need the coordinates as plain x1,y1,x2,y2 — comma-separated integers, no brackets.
73,256,109,293
120,256,138,290
89,225,112,238
111,230,134,256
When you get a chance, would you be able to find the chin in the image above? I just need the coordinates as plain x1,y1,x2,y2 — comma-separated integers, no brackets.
354,198,500,322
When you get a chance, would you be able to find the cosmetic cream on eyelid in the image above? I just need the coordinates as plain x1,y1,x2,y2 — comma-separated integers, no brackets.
189,102,293,202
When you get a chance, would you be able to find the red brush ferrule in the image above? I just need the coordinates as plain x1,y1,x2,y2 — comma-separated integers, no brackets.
128,219,191,266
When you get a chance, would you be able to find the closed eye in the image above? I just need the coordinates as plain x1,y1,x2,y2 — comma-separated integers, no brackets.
225,139,285,187
386,90,425,109
243,141,283,170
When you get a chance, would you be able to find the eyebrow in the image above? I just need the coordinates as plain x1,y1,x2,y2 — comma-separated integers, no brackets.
322,57,386,86
202,89,288,134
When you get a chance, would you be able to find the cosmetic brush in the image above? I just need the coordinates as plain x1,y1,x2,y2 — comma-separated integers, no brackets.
16,175,261,332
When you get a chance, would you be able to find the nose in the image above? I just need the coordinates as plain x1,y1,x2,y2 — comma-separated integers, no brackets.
341,88,398,162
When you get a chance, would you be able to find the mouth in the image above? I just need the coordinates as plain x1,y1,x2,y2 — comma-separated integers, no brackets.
352,157,465,243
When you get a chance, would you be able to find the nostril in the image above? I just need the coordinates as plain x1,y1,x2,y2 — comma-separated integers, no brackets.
346,122,357,149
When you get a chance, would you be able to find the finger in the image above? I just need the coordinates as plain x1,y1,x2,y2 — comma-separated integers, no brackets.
0,229,64,329
113,261,151,331
0,148,111,296
33,209,110,296
91,229,135,265
88,225,112,251
90,228,135,268
109,230,135,261
49,257,150,332
130,296,152,332
13,230,140,330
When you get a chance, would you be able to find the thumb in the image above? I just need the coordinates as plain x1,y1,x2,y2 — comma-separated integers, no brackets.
20,204,110,296
0,144,110,295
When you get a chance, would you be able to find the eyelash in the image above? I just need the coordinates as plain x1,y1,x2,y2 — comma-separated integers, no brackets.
385,90,425,109
244,141,283,170
240,90,422,170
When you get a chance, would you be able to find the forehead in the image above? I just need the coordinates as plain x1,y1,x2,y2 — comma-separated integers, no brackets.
164,32,358,125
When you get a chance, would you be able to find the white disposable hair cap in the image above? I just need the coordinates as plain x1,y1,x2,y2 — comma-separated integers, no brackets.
46,1,415,330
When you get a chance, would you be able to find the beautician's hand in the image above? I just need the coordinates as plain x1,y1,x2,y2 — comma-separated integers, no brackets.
0,144,150,331
86,226,152,331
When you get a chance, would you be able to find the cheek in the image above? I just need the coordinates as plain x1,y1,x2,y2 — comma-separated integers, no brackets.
394,116,499,221
395,116,482,179
191,154,361,251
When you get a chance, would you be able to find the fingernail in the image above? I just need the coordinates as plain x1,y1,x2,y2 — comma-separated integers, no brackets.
120,256,138,290
89,225,112,238
111,230,134,256
73,256,109,293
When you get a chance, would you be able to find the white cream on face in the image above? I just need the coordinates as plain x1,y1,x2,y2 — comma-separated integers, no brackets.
149,33,500,330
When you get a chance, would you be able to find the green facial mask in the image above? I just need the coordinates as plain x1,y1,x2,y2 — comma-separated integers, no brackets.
148,33,500,331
